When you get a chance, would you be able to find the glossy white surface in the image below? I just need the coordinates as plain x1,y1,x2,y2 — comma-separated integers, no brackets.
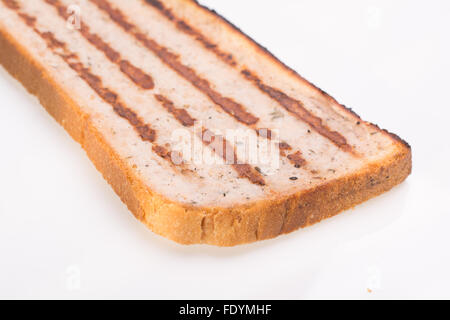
0,0,449,299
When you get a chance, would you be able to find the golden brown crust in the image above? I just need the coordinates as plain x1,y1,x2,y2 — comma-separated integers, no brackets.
0,8,411,246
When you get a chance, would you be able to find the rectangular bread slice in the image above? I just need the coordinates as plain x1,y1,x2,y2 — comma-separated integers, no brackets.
0,0,411,246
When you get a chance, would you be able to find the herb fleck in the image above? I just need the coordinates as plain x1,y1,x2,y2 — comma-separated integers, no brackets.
269,109,284,120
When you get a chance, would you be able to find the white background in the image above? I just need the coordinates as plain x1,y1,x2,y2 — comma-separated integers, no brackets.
0,0,449,299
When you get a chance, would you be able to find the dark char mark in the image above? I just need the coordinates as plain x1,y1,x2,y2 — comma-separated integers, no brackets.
144,0,237,66
154,94,196,127
242,69,353,153
200,128,265,186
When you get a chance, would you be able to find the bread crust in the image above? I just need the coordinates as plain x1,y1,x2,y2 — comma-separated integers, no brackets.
0,8,411,246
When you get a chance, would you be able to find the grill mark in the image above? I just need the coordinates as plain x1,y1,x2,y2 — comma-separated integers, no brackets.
3,0,18,9
44,0,154,90
154,94,196,127
152,95,301,184
255,129,305,166
200,129,265,186
91,0,134,31
144,0,237,67
255,128,306,165
1,0,188,167
18,12,36,26
233,164,265,187
287,151,306,168
278,141,292,152
152,145,171,159
152,145,185,166
153,95,265,186
139,0,354,154
132,34,258,126
89,0,258,126
242,70,353,153
276,141,307,166
118,60,154,89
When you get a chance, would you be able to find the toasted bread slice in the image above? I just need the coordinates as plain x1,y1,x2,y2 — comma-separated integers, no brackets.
0,0,411,246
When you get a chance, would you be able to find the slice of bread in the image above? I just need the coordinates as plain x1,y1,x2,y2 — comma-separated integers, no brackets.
0,0,411,246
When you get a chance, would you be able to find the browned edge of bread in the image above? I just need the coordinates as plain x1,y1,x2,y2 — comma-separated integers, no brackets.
0,5,411,246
